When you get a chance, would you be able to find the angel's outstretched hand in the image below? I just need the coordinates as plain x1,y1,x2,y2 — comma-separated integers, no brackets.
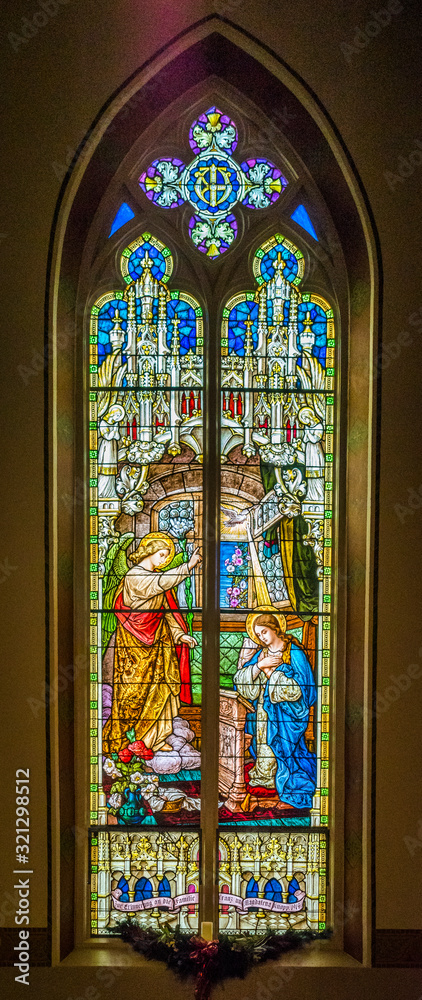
188,547,202,571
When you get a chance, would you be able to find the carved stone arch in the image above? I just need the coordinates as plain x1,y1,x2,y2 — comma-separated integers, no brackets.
50,17,378,963
241,870,255,885
162,870,177,886
187,839,200,865
111,869,125,885
218,838,230,863
221,472,264,503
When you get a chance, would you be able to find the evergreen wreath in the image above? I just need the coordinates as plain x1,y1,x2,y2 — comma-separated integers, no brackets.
119,922,330,1000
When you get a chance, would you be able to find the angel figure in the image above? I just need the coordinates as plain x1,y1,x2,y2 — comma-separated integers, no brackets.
102,531,201,756
234,606,317,812
299,406,325,503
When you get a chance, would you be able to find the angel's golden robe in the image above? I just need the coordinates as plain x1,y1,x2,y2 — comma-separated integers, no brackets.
102,563,190,755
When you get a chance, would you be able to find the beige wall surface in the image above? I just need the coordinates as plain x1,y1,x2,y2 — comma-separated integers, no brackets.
0,0,421,988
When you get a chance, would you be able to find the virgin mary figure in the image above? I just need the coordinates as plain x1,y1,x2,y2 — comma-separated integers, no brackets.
102,532,201,756
234,606,317,811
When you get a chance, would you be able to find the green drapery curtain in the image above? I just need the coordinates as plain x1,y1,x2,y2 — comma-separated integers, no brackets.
260,460,319,617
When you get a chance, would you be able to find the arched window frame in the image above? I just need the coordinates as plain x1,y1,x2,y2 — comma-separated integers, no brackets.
48,21,378,967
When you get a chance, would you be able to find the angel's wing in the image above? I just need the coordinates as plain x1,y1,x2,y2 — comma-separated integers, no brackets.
166,551,185,570
238,635,259,669
101,532,134,654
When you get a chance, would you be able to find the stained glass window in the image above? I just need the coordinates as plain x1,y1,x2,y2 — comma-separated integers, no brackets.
88,108,336,938
109,202,135,237
139,107,287,258
89,234,203,865
290,204,319,241
218,234,333,844
218,832,326,933
91,831,200,933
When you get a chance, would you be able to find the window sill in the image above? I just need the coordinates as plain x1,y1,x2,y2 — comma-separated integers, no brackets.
59,940,362,968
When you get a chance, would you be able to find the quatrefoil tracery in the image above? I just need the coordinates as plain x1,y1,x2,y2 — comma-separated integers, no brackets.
139,107,288,259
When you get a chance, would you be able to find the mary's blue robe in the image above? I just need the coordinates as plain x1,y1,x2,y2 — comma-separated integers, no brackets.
236,644,317,809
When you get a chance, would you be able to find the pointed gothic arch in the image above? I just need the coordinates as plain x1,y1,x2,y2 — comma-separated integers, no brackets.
48,18,379,965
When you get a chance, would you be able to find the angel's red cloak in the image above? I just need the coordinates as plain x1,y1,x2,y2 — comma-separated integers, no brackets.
114,589,192,704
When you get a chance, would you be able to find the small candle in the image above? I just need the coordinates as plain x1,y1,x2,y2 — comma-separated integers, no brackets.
201,921,213,941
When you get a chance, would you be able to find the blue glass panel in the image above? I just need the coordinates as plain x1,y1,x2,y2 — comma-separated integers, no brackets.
297,301,327,367
227,300,258,355
245,877,259,897
167,299,197,354
264,878,283,902
127,241,167,282
260,243,299,284
290,204,318,241
134,877,153,901
116,876,129,902
288,876,300,902
109,202,135,237
185,155,240,215
97,299,128,363
158,877,171,897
